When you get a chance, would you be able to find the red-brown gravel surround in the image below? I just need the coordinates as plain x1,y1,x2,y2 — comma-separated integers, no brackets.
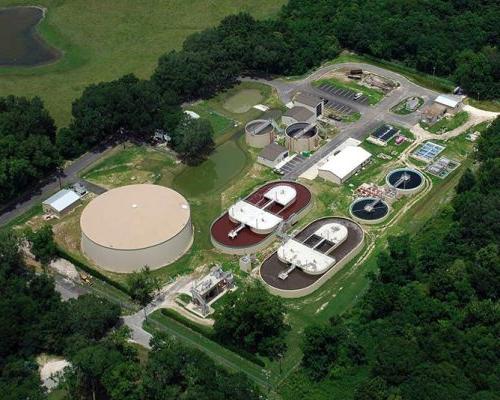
210,181,312,249
260,217,364,291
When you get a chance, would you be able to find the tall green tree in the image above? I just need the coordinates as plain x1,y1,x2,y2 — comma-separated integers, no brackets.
213,282,289,358
171,117,215,165
127,266,160,316
0,96,60,204
28,225,58,267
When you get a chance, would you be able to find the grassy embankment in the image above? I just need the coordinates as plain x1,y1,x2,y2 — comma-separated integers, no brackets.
0,0,286,126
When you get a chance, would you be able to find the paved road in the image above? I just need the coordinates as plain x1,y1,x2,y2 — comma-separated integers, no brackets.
246,62,440,180
122,276,193,348
0,143,115,226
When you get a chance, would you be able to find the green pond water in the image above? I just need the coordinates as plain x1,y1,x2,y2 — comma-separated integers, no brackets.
0,6,60,66
173,137,249,198
222,89,263,114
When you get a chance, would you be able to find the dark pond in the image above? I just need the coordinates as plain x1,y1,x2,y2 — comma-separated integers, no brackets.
0,6,60,66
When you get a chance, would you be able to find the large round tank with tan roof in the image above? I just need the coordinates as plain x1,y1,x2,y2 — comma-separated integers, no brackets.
80,184,193,273
285,122,320,153
245,119,275,148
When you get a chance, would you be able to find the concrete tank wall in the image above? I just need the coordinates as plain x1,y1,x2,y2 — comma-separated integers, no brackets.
245,120,275,148
285,134,320,153
81,219,193,273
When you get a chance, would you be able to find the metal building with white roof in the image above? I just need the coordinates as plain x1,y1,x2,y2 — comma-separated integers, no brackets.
434,95,463,112
42,189,81,217
318,146,372,184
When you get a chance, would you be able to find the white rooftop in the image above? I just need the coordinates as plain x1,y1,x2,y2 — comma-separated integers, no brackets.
263,185,297,206
434,95,461,108
184,110,200,119
277,222,349,275
315,222,348,244
43,189,80,213
278,240,335,275
228,200,283,231
319,146,372,180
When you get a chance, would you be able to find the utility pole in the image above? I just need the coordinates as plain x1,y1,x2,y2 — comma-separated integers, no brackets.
56,167,63,189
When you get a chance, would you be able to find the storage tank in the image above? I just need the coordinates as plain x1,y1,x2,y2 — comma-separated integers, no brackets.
285,123,320,153
80,184,193,273
245,119,275,148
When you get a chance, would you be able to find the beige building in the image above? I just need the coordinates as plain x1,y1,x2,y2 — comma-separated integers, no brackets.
421,103,447,124
80,184,193,273
257,142,288,168
245,119,275,148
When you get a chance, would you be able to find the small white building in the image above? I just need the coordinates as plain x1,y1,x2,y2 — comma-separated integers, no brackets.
257,142,289,168
318,146,372,184
434,95,463,114
42,189,81,218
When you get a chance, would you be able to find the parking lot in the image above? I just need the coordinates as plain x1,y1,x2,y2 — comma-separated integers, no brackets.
277,154,306,175
317,83,369,105
323,98,355,116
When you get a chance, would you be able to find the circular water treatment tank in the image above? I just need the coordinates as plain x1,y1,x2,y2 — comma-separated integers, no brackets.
386,168,424,194
80,184,193,273
245,119,275,148
350,197,389,224
285,123,319,153
285,122,317,138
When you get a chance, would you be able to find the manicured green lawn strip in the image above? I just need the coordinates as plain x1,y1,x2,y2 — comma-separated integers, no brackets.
342,112,361,122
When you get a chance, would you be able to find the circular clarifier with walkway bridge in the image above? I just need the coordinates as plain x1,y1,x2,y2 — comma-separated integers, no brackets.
350,197,390,224
386,168,424,195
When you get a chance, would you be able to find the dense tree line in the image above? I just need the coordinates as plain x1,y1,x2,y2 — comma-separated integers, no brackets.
0,231,260,399
58,74,183,159
0,96,60,204
214,282,289,358
281,0,499,99
300,118,500,399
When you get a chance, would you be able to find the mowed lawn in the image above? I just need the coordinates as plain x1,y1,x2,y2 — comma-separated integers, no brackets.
0,0,285,126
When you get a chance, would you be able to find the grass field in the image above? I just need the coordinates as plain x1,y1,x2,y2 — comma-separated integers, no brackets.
83,145,176,188
0,0,285,126
422,111,469,134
